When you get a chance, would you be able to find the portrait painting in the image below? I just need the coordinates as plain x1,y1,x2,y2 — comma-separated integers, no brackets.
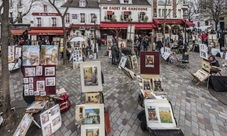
50,105,60,116
24,67,36,77
36,66,43,76
145,55,154,68
43,123,52,136
41,45,58,65
86,128,99,136
22,45,40,66
52,115,61,127
200,51,208,60
41,112,49,125
84,108,100,124
147,106,158,122
83,66,98,86
45,67,55,76
45,77,56,86
158,107,173,123
143,79,151,91
28,77,33,84
36,81,45,91
153,78,162,92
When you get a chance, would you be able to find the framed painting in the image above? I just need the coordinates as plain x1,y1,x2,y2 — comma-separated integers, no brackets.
24,67,36,77
75,104,105,136
41,45,58,65
118,57,127,69
131,55,138,69
200,50,208,60
22,45,40,66
13,114,33,136
45,77,56,86
36,66,43,76
201,59,211,73
45,66,56,76
144,99,177,129
85,92,102,104
143,79,152,91
80,61,102,92
36,81,45,91
8,45,15,62
140,52,160,76
15,46,22,59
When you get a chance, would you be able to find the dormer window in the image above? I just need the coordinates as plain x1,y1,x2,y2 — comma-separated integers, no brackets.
124,0,129,4
79,0,86,7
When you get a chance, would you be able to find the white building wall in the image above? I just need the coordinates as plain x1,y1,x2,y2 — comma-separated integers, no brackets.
99,5,152,22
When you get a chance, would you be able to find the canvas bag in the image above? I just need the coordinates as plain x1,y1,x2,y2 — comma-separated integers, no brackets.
54,94,71,113
209,76,227,92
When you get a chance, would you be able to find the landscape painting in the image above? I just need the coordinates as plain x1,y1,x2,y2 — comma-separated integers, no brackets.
41,45,58,65
84,108,100,124
83,66,98,86
158,107,173,123
86,128,99,136
22,45,40,66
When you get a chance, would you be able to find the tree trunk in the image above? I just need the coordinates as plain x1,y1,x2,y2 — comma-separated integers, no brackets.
215,21,218,31
62,16,67,65
2,0,11,118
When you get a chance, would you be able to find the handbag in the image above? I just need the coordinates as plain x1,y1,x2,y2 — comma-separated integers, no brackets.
54,94,71,113
209,76,227,92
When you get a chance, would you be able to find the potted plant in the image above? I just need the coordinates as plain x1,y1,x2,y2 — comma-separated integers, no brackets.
104,16,107,21
129,11,132,15
144,16,149,22
120,15,124,21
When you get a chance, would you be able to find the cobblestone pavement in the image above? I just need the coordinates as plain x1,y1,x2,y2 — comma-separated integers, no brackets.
6,46,227,136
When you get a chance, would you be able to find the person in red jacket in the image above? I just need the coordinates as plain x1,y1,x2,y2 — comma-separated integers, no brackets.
201,32,207,44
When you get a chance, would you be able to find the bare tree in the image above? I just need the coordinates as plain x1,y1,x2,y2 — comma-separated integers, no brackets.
200,0,227,30
0,0,37,133
48,0,73,65
187,1,196,21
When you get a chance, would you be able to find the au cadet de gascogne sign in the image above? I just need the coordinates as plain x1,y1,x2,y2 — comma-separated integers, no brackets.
103,6,148,11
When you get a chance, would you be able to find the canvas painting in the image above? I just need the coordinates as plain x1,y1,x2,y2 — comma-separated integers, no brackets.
145,55,154,68
24,78,28,84
43,123,52,136
22,45,40,66
83,66,98,86
85,92,102,104
86,128,99,136
118,57,127,69
45,67,55,76
8,46,15,62
24,90,29,96
201,59,211,73
147,106,158,122
13,114,33,136
51,105,60,116
36,66,43,76
40,91,47,96
143,79,151,91
41,112,49,125
45,77,56,86
84,108,100,124
41,45,58,65
200,51,208,60
24,84,29,91
52,115,61,127
158,107,173,123
24,67,36,77
36,81,45,91
28,77,33,84
131,55,138,69
15,46,22,59
153,78,162,92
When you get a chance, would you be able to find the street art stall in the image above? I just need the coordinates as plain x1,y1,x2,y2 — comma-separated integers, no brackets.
13,45,71,136
135,51,184,135
8,45,22,71
75,61,111,135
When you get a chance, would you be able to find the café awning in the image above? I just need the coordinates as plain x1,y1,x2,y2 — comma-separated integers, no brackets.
10,30,25,35
100,23,156,30
28,29,63,35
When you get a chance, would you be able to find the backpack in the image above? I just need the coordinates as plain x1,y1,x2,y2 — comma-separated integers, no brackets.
54,94,71,113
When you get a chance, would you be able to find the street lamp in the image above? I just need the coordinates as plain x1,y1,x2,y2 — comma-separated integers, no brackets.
183,11,188,45
93,14,97,54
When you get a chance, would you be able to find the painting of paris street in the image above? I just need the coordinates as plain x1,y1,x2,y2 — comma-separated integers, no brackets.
84,108,100,124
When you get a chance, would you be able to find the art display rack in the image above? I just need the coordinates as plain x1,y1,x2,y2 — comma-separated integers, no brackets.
8,45,22,72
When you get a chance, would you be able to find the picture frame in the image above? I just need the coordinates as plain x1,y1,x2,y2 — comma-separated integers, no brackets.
118,57,127,69
28,77,34,84
152,78,162,92
36,66,43,76
80,61,102,93
22,45,40,66
144,99,177,129
23,78,29,84
75,104,105,136
13,114,33,136
140,52,160,76
85,92,102,104
143,79,152,91
200,50,208,60
45,77,56,86
36,81,45,91
41,45,58,65
24,67,36,77
131,55,138,69
24,84,29,91
24,90,29,96
8,45,15,62
45,66,55,76
201,59,211,73
28,84,34,90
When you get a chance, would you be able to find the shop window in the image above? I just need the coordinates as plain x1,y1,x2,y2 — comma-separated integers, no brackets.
107,11,112,20
18,12,22,23
80,13,85,23
52,18,57,26
158,9,161,17
162,9,165,17
79,0,86,7
139,12,145,21
178,9,181,18
43,5,47,12
37,18,41,26
172,26,179,35
66,13,70,23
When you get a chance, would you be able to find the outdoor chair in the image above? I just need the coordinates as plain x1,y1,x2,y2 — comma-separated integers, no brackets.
175,53,190,68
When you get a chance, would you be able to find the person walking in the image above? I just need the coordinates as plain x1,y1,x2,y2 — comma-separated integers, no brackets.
156,38,163,54
143,37,149,51
111,43,117,65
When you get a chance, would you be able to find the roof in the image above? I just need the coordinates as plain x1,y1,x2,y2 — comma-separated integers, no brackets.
61,0,99,8
99,0,150,5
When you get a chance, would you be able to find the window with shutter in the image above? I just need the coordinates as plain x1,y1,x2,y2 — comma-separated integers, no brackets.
80,13,85,23
37,18,41,26
66,13,70,23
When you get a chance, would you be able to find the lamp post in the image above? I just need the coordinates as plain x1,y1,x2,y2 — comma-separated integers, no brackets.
93,14,97,54
183,11,188,45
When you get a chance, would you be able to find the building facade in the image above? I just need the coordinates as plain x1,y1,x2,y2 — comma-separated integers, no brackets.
99,0,155,38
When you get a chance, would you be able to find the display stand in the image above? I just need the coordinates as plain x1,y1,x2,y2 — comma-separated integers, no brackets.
8,46,21,72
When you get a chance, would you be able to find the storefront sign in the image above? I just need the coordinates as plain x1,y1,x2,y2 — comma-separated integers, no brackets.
32,12,60,16
11,24,30,30
38,33,58,35
103,6,147,11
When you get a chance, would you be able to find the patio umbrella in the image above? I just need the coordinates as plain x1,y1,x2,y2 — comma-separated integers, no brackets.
70,37,85,42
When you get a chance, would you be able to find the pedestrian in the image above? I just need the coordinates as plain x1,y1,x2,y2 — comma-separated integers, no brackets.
156,38,163,54
86,44,91,58
135,40,140,56
143,37,149,51
97,37,101,50
111,43,117,65
208,55,220,67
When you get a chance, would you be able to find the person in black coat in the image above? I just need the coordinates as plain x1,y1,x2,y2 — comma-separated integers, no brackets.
208,55,220,67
